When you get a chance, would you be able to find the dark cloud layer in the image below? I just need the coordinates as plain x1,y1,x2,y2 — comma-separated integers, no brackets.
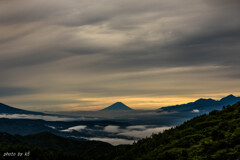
0,86,35,97
0,0,239,110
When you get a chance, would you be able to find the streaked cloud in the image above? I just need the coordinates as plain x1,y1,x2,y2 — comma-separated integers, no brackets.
61,125,87,132
0,114,97,121
102,125,172,139
0,86,35,97
0,0,239,110
89,137,134,146
90,125,172,145
119,126,172,138
0,114,75,121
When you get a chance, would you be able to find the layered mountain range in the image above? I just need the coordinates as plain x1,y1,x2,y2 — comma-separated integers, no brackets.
1,95,239,114
2,100,240,159
158,94,240,113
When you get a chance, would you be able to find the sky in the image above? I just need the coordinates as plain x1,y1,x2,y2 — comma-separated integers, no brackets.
0,0,240,111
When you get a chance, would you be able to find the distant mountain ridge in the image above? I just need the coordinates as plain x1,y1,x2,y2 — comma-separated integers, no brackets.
101,102,133,111
158,94,240,113
0,102,44,115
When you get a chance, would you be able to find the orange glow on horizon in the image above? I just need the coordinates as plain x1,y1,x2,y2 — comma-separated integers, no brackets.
2,92,239,112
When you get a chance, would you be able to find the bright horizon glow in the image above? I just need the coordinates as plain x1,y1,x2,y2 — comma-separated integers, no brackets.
1,92,239,111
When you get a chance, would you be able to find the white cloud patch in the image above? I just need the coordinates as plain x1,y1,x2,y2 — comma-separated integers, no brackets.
90,125,172,145
103,125,172,140
119,126,172,138
89,137,134,146
191,109,200,113
61,125,87,132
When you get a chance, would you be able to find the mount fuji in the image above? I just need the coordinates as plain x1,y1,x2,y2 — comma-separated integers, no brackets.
101,102,133,111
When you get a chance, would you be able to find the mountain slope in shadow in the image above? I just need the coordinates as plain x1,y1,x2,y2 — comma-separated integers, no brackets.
0,102,44,115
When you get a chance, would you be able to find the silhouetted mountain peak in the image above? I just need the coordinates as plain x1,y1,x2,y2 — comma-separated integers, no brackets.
195,98,216,103
219,94,240,106
220,94,236,101
101,102,133,111
115,102,124,105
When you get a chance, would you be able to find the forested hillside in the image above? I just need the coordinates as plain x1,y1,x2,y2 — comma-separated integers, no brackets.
101,102,240,160
0,132,113,160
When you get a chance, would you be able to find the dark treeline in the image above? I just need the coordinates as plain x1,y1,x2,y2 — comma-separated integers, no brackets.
0,132,113,160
